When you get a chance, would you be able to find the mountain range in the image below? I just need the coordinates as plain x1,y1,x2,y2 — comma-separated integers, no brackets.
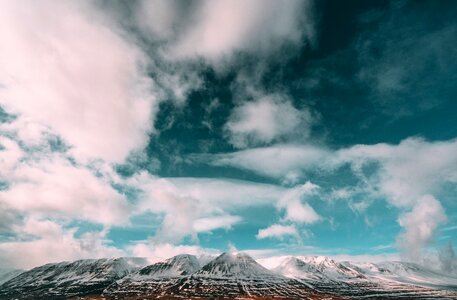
0,252,456,299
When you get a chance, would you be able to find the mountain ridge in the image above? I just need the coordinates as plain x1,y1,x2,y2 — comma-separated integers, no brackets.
1,252,456,299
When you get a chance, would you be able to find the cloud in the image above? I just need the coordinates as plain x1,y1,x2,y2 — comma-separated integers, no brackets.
355,2,457,115
254,182,320,241
193,215,242,233
225,94,314,148
204,138,457,207
0,154,131,226
156,0,315,63
0,0,157,163
200,137,457,259
397,195,447,262
256,224,299,240
128,173,287,242
438,241,457,274
129,242,218,264
198,144,329,180
0,218,123,269
337,138,457,207
278,182,320,224
0,135,131,227
0,137,23,173
135,0,183,40
336,138,457,260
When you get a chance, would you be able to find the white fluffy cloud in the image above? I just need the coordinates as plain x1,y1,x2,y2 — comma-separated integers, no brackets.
397,195,447,261
225,95,314,148
257,224,299,240
278,182,321,224
255,182,320,241
0,0,157,163
0,152,131,226
0,218,123,269
156,0,314,63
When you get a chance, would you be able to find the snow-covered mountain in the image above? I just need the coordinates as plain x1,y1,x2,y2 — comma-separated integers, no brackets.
0,257,147,299
103,254,201,298
271,256,457,299
1,253,457,299
104,252,322,299
0,268,22,285
194,251,280,279
138,254,200,278
352,261,457,290
274,256,365,283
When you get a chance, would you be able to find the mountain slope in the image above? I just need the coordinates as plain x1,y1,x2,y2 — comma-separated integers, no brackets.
274,256,365,283
0,268,23,285
138,254,200,278
0,257,146,299
353,261,457,290
104,252,325,299
103,254,201,298
2,254,457,299
195,252,279,279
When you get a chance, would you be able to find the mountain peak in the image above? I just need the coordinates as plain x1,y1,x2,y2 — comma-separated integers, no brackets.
274,256,365,282
137,254,200,278
195,252,281,279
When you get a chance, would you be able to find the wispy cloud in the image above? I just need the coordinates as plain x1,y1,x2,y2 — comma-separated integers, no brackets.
198,137,457,260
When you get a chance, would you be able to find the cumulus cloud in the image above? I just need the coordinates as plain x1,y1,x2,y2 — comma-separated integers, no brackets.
256,224,299,240
0,218,123,269
278,182,321,224
139,0,315,63
254,182,319,241
438,241,457,274
0,154,131,226
0,0,157,163
397,195,447,261
225,95,314,148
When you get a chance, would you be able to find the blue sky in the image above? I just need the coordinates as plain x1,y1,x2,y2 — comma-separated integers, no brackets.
0,0,457,269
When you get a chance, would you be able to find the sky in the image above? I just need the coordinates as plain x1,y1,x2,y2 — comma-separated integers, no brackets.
0,0,457,271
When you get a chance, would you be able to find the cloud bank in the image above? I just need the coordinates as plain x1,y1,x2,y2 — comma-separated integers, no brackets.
0,0,157,163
